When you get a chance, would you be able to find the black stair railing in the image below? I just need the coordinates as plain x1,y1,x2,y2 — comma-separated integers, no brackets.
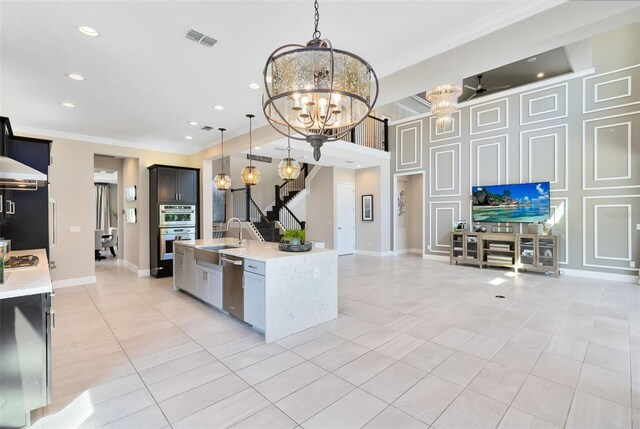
230,186,267,223
339,115,389,152
273,164,308,230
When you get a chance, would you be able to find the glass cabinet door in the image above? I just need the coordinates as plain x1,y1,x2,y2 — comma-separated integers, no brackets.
465,234,479,260
537,237,555,267
451,233,464,258
518,236,535,266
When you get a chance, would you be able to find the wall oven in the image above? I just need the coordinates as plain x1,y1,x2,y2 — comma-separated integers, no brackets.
159,205,196,228
160,227,195,260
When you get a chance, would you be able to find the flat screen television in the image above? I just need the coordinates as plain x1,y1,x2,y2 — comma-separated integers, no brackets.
472,182,550,223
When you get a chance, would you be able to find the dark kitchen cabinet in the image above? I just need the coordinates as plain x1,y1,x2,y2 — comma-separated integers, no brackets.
155,166,198,203
0,117,51,254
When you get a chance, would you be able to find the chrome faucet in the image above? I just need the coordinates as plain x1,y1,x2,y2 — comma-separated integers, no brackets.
227,217,245,245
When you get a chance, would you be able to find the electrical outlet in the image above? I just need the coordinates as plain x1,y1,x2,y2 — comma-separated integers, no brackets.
70,226,81,233
631,261,636,268
314,267,320,278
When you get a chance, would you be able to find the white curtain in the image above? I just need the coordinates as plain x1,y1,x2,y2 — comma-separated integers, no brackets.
95,183,110,231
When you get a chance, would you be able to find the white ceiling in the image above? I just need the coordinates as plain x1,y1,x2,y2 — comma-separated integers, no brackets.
0,0,563,154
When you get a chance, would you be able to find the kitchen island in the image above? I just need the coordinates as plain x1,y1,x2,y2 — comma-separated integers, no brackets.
0,249,53,429
173,238,338,343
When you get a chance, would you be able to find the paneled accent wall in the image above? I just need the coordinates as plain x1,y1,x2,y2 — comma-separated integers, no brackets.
391,63,640,277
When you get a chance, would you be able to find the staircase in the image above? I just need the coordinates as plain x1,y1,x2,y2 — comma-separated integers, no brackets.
231,165,310,243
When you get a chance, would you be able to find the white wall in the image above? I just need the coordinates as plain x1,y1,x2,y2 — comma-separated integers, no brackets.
31,133,198,284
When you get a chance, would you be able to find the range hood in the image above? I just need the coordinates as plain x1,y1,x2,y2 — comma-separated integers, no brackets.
0,156,47,190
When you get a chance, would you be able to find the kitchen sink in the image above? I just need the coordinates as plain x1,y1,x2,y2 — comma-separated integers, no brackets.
194,245,242,265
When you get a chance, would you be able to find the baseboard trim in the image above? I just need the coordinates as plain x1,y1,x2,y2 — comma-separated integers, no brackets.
422,253,448,262
354,250,394,257
395,248,423,255
560,268,638,284
137,269,150,277
122,260,138,274
53,276,97,289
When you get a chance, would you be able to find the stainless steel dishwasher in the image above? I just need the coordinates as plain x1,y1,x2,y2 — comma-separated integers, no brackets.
221,254,244,320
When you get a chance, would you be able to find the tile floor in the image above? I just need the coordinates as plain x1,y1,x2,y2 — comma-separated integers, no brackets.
32,255,640,429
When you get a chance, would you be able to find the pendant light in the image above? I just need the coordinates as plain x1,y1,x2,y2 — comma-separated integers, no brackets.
278,128,301,181
213,128,231,190
240,114,261,186
262,0,379,162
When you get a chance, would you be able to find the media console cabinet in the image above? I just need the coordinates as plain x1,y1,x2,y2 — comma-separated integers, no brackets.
450,232,559,277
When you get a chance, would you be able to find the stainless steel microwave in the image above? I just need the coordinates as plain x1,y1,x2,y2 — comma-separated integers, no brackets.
159,205,196,228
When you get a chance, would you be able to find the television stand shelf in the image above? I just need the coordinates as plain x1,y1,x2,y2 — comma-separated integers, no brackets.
449,232,559,277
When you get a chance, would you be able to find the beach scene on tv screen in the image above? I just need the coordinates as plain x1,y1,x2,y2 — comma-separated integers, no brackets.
472,182,550,223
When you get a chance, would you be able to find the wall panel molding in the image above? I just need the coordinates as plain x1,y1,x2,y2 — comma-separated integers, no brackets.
469,134,508,193
582,195,639,272
583,64,640,113
395,120,423,171
470,98,509,135
520,83,568,125
429,142,461,197
429,201,461,254
582,111,640,190
519,124,568,191
550,197,569,265
430,111,461,142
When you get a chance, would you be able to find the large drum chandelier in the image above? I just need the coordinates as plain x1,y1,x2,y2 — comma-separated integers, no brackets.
426,82,462,130
263,0,379,161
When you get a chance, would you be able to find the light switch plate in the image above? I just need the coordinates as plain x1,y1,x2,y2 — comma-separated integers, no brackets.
70,226,81,233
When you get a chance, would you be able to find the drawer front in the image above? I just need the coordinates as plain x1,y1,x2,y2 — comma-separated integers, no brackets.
244,259,265,276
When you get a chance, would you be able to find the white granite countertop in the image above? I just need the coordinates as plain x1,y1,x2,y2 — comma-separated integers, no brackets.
175,238,335,262
0,249,52,299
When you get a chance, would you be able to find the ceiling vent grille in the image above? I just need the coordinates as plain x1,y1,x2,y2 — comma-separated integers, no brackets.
185,29,217,47
201,126,214,131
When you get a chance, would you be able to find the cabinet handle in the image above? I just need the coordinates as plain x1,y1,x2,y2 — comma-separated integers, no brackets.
248,265,257,269
51,309,56,330
0,195,2,213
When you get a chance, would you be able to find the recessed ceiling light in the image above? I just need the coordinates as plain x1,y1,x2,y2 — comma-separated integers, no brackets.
254,146,261,150
188,121,198,126
185,136,193,140
248,83,260,89
537,72,545,78
214,105,224,110
527,57,537,62
66,73,84,81
356,164,362,168
78,26,99,37
62,102,75,108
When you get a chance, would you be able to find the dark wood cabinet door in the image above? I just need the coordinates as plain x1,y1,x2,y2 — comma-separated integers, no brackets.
157,167,177,202
176,169,197,203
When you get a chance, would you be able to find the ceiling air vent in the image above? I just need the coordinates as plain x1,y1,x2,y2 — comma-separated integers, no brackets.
201,126,214,131
185,29,217,47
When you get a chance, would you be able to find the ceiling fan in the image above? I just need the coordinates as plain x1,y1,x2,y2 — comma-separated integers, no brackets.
464,74,510,100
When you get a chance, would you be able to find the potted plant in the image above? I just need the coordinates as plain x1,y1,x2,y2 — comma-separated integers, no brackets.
282,229,306,246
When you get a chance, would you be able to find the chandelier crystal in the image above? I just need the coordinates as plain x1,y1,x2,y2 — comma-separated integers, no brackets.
241,114,261,186
278,129,301,181
426,82,462,130
214,128,231,190
263,0,379,161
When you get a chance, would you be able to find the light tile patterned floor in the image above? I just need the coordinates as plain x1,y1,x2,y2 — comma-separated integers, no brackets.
32,255,640,429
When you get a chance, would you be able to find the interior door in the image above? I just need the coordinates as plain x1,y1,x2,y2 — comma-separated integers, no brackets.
336,182,355,255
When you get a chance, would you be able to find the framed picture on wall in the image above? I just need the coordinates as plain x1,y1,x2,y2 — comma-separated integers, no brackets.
125,208,137,224
362,194,374,221
125,185,137,202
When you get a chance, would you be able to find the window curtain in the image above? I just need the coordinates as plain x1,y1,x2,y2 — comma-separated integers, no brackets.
95,183,111,231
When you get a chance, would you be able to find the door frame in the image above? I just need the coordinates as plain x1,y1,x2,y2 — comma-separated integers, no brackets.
335,181,356,256
393,171,425,256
